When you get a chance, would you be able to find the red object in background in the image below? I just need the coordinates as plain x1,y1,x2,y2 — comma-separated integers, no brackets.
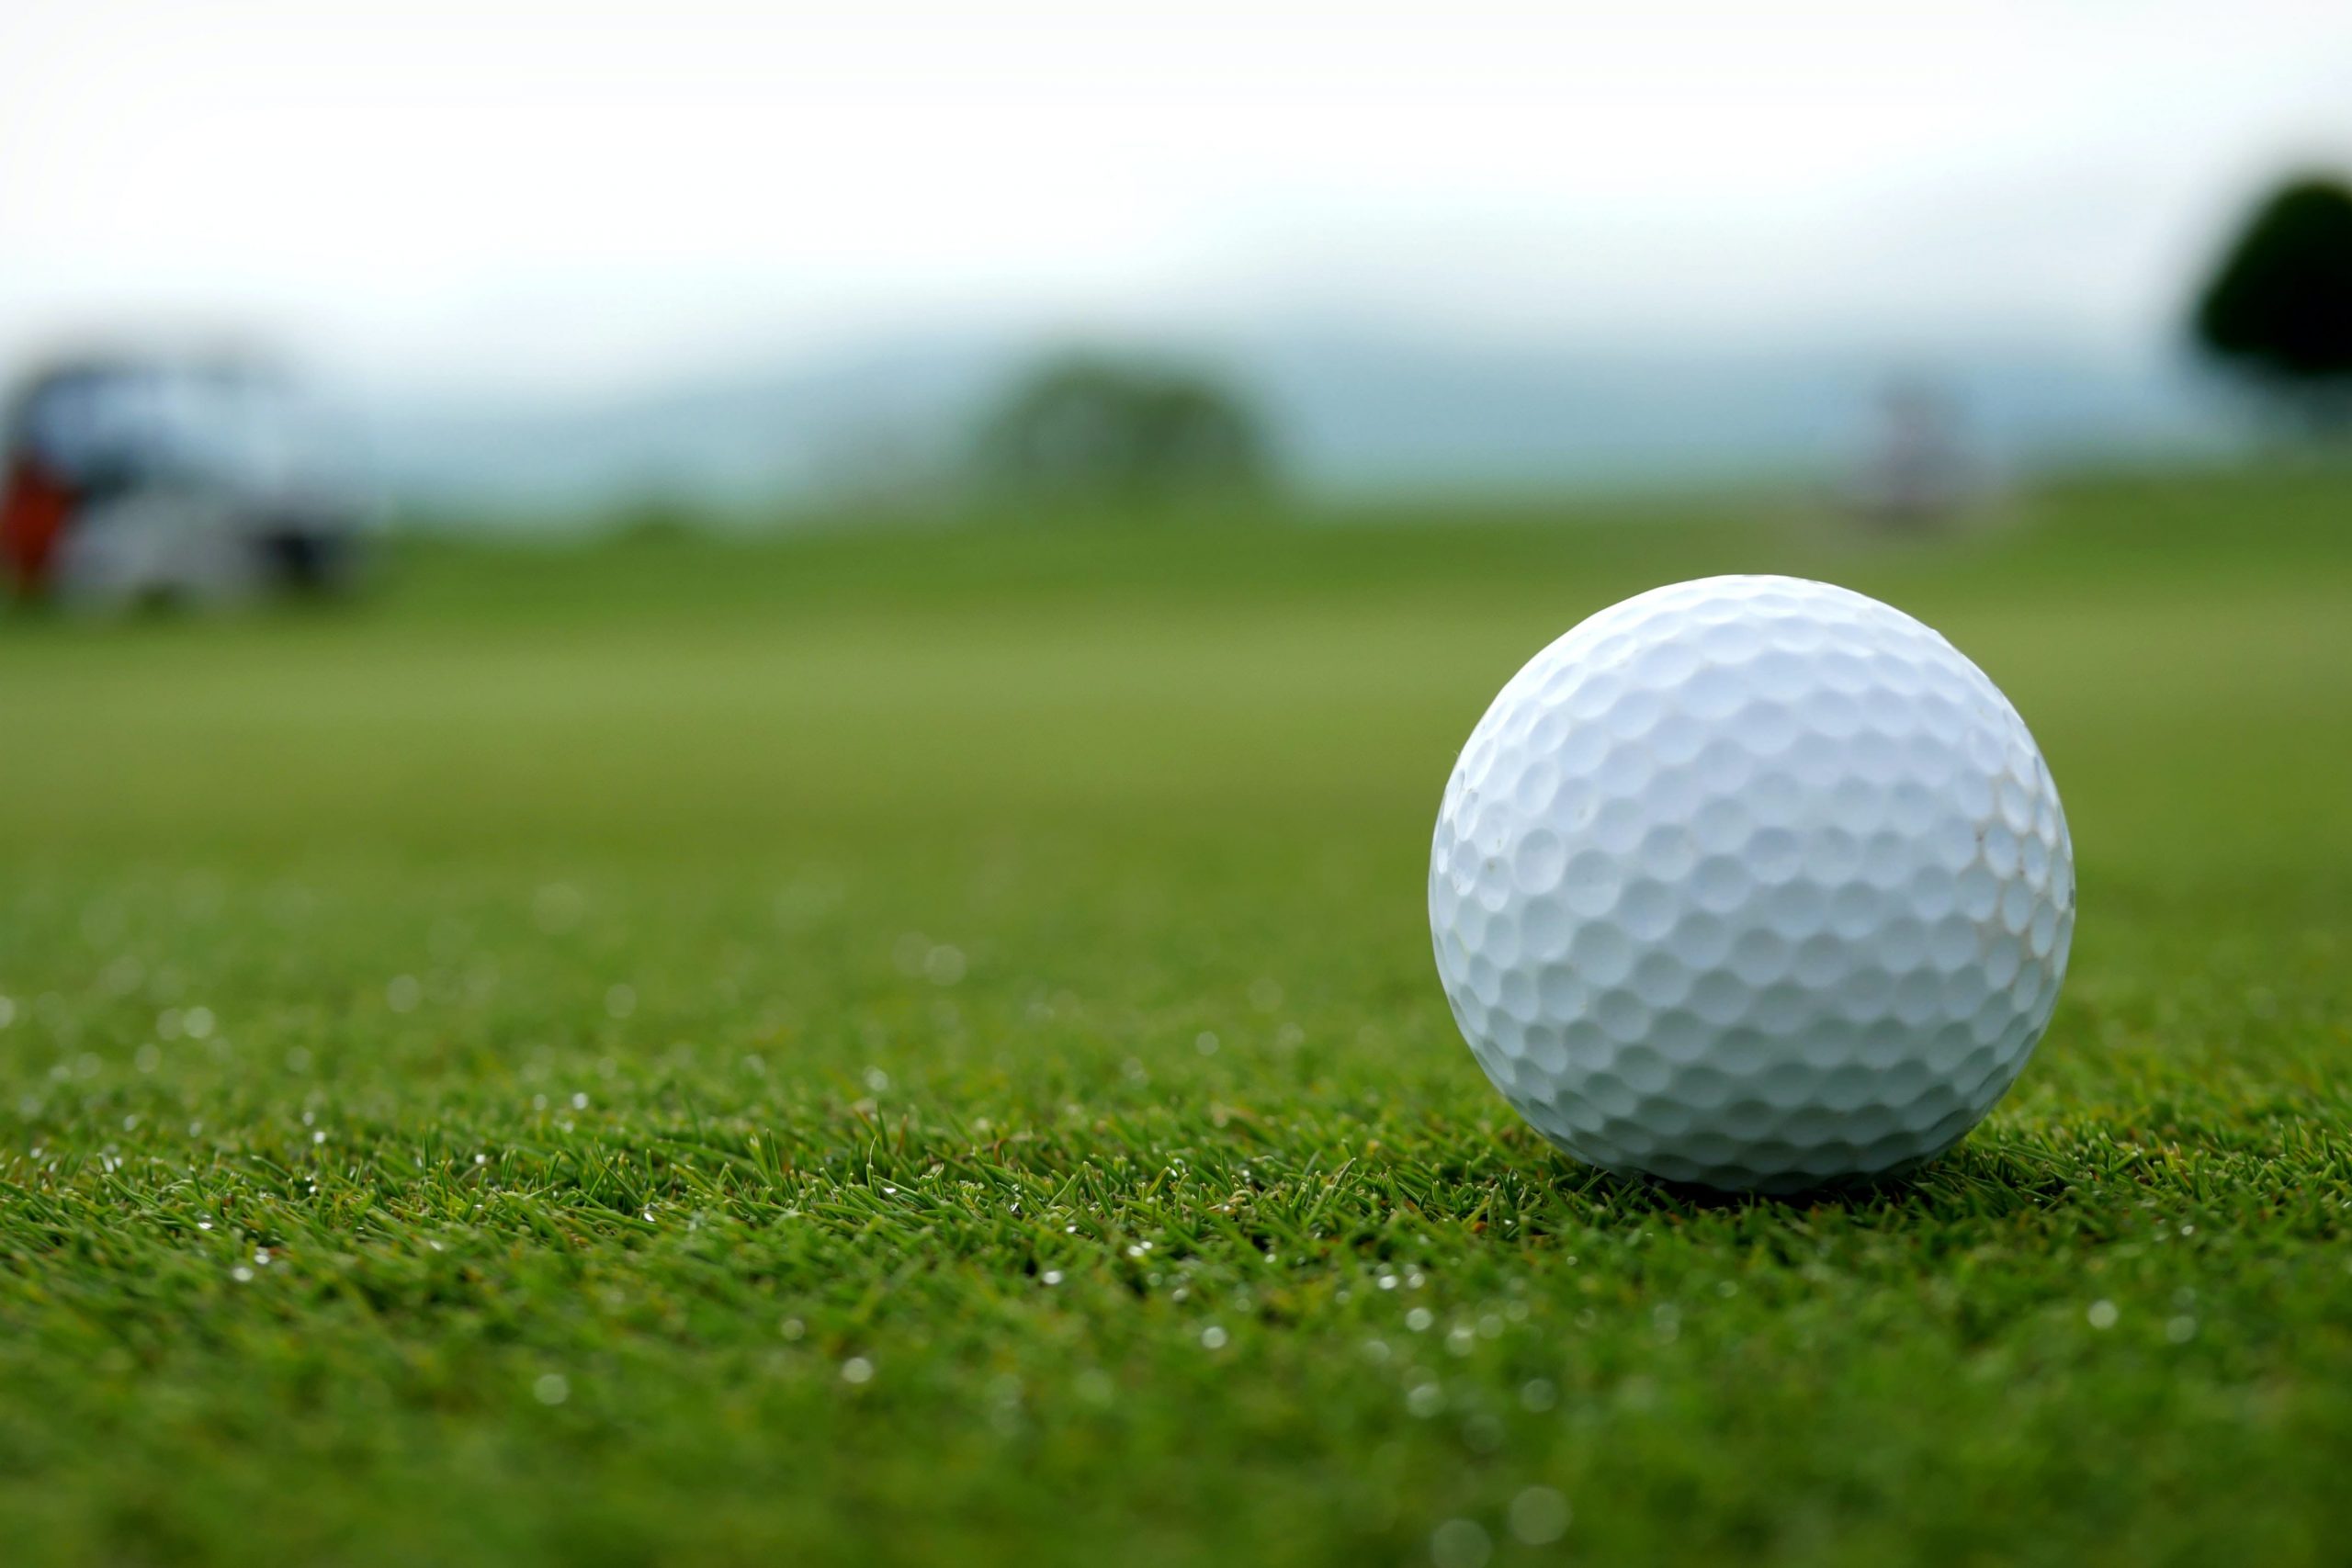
1,457,74,594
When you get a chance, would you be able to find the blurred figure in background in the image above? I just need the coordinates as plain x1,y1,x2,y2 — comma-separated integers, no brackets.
1844,377,1981,532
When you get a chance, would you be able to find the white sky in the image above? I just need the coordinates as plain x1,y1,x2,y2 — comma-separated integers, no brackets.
2,0,2348,394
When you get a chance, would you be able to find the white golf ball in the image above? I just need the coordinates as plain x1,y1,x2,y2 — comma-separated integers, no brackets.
1429,575,2074,1192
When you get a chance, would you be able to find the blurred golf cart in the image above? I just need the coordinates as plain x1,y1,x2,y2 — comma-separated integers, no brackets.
1,354,372,611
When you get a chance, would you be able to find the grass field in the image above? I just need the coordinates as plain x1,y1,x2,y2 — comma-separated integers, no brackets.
3,468,2350,1566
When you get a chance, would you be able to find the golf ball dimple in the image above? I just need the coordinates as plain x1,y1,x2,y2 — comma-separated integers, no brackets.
1430,575,2075,1193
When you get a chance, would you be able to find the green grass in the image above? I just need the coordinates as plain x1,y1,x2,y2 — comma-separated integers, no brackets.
3,469,2350,1566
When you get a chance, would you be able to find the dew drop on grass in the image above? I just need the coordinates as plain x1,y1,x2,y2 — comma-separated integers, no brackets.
1200,1325,1227,1349
2086,1300,2120,1330
1430,1518,1489,1568
1509,1486,1572,1545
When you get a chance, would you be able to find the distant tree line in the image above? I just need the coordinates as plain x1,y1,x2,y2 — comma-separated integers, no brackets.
973,355,1275,510
2193,175,2352,430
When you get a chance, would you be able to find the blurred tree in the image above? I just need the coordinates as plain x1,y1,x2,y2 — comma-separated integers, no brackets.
2193,175,2352,426
974,355,1275,509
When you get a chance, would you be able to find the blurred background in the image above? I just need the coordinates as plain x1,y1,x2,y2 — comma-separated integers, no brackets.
0,0,2346,885
1,0,2347,551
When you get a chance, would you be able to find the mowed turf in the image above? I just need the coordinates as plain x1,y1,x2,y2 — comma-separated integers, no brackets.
2,470,2349,1566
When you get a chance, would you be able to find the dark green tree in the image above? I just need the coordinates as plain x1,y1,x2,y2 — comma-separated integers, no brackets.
2193,175,2352,425
974,355,1275,509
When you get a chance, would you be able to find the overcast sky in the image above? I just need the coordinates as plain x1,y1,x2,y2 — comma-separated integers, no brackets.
2,1,2347,394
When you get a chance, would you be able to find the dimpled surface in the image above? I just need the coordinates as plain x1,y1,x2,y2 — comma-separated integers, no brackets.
1430,575,2075,1192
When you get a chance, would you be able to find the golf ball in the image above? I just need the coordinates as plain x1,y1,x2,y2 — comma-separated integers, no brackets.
1429,575,2074,1191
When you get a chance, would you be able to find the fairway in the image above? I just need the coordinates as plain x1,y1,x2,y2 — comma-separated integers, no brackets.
4,471,2351,1565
